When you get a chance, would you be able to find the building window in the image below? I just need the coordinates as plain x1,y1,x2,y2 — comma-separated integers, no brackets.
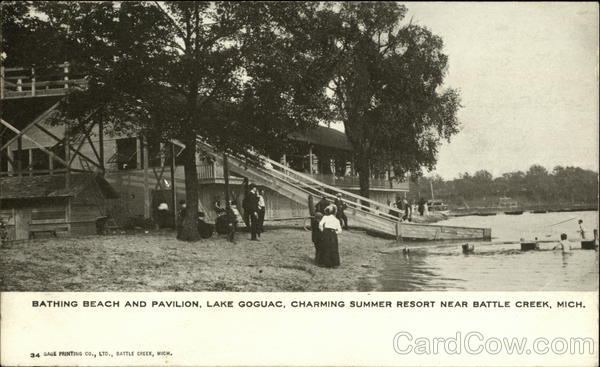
147,138,177,168
147,138,163,168
31,148,50,171
116,138,138,170
174,146,185,166
12,149,30,171
31,206,67,223
49,144,66,169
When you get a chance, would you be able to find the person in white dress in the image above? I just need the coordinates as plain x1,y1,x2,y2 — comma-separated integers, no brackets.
318,204,342,267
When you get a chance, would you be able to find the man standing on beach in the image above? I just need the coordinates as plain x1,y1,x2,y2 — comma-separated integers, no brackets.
316,195,330,214
247,185,260,241
257,189,266,234
241,178,251,228
157,202,169,228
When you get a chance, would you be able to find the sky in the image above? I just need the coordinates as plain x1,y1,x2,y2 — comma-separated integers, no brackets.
336,2,599,180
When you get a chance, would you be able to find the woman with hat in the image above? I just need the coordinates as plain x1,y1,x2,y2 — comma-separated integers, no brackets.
318,204,342,268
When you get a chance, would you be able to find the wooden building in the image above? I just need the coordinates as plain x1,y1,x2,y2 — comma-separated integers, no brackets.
1,63,409,229
0,173,118,240
2,64,493,241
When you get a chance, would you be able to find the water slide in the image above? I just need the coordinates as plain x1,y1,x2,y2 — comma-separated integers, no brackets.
195,138,491,240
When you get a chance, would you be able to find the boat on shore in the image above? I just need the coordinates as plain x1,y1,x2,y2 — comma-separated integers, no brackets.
427,200,450,215
504,210,524,215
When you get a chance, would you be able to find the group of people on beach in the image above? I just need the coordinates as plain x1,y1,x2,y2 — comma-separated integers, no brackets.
310,194,349,268
212,177,266,243
240,178,266,241
388,196,417,221
166,176,267,242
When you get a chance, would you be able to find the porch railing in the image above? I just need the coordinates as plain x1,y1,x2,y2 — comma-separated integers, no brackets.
1,63,87,100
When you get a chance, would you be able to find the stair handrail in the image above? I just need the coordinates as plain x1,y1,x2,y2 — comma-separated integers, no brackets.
205,147,400,225
260,154,404,216
195,138,404,222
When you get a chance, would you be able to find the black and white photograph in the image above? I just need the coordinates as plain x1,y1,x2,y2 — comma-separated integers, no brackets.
0,2,598,365
1,1,597,293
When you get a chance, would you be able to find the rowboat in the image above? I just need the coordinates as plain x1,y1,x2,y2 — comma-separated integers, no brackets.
504,210,524,215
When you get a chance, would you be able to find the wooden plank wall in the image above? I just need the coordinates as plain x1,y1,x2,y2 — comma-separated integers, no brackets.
70,184,105,235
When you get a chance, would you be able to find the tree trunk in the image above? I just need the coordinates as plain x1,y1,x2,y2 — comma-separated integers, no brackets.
356,153,371,206
178,136,201,241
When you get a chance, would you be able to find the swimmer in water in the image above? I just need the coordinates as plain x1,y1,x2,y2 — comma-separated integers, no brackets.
552,233,571,253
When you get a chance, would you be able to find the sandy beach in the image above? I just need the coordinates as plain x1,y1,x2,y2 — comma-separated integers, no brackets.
0,228,392,292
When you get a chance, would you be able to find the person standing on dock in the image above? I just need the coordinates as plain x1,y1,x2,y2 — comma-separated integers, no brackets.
418,198,426,216
402,198,412,221
577,219,587,239
318,204,342,268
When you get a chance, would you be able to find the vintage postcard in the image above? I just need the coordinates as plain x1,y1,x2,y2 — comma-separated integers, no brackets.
1,2,598,366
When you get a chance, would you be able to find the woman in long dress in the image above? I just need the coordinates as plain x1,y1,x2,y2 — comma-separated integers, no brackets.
311,212,324,264
318,204,342,268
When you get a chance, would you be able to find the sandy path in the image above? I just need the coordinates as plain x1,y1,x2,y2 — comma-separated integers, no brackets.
1,228,393,292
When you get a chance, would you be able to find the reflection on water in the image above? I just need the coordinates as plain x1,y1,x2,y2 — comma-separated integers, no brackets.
379,211,599,291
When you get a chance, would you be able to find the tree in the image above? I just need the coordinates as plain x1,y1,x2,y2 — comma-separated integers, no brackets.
324,2,461,198
5,2,333,241
525,164,549,203
472,169,493,200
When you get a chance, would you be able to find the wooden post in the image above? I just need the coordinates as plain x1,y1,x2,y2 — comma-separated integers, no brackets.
31,67,36,97
65,125,70,189
49,149,54,175
28,147,33,176
143,136,150,219
1,66,4,99
98,116,104,170
17,78,22,92
170,142,177,226
63,62,70,89
223,153,230,209
308,145,313,174
430,181,435,201
6,147,14,175
135,137,142,169
16,137,22,176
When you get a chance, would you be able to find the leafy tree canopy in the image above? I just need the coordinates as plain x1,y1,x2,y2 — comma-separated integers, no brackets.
322,2,461,197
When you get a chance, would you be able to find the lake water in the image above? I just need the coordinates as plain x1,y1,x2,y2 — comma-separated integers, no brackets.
378,211,599,291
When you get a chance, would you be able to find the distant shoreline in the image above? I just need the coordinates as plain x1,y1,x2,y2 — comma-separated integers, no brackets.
449,207,598,215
